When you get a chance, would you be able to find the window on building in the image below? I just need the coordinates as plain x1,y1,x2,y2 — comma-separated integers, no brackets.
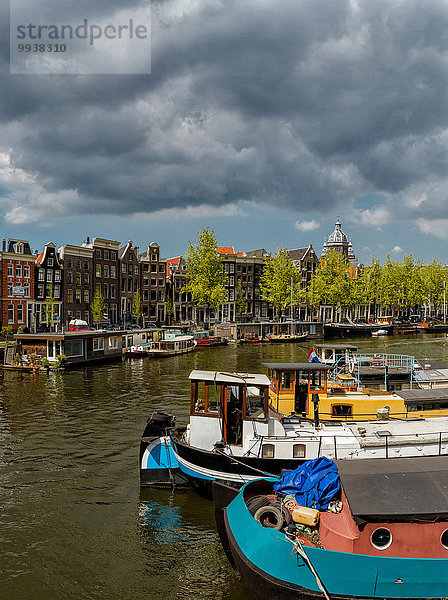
128,279,132,293
24,264,30,278
84,273,89,284
76,259,81,269
108,336,118,349
143,264,149,272
104,250,109,260
67,289,73,303
229,289,235,301
54,270,61,282
128,264,133,276
84,261,89,270
96,264,101,277
110,265,116,278
17,304,23,323
103,284,109,299
8,304,14,323
23,283,30,297
67,258,72,268
38,269,45,281
159,291,164,301
48,258,53,267
8,282,13,296
110,251,116,261
122,263,127,273
76,273,81,285
15,264,22,278
65,339,83,357
143,290,149,301
93,337,104,351
75,289,81,303
134,265,139,275
84,290,89,303
111,285,116,299
96,249,102,259
67,272,73,284
103,265,109,278
7,264,13,277
47,271,53,282
54,284,60,298
143,277,149,287
151,264,157,272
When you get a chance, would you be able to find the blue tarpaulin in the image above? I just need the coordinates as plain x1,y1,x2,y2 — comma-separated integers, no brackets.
273,457,340,510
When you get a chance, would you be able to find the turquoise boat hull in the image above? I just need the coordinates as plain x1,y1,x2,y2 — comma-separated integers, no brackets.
224,480,448,599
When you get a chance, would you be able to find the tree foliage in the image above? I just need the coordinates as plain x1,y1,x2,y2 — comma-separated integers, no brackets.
306,250,353,309
184,227,227,311
90,286,105,326
260,248,301,314
132,289,142,324
43,282,58,328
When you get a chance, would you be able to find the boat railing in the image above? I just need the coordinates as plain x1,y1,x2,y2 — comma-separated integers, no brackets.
252,429,448,460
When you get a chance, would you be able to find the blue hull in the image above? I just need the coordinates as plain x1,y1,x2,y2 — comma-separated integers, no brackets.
224,480,448,599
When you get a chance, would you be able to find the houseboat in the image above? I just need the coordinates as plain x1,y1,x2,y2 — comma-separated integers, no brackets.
192,330,227,347
14,330,124,368
268,333,308,343
139,368,448,494
215,456,448,600
263,361,444,420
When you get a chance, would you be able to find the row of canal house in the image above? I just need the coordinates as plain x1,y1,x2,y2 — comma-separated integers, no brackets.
0,236,170,331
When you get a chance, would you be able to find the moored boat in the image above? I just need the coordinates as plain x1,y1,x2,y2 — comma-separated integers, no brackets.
192,330,228,347
139,367,448,495
216,456,448,600
268,333,308,344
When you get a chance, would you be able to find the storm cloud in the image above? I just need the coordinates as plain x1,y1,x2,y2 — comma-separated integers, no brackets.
1,0,448,230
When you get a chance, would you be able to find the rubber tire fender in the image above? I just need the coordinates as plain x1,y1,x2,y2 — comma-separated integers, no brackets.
246,495,271,516
253,505,284,530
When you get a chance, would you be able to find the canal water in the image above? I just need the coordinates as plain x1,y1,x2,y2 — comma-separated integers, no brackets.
2,334,448,599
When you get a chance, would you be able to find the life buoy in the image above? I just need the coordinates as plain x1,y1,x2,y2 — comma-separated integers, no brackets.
348,359,355,373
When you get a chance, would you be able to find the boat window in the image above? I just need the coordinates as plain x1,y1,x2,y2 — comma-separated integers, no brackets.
371,528,392,550
262,444,275,458
331,404,353,417
245,386,266,420
192,382,220,415
281,372,292,390
293,444,306,458
441,530,448,549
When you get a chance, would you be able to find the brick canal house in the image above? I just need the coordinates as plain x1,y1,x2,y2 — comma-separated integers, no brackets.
138,242,167,325
84,237,120,326
0,238,35,330
58,243,94,327
34,242,63,331
166,256,195,325
287,244,319,321
118,241,140,326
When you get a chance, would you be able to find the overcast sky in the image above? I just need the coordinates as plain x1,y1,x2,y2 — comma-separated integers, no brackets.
2,0,448,263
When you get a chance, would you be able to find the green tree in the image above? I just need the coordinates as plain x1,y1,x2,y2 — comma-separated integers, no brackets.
422,259,448,318
184,227,227,324
43,283,57,330
236,280,247,320
307,250,354,315
260,248,301,316
166,297,174,325
90,286,105,327
132,289,142,325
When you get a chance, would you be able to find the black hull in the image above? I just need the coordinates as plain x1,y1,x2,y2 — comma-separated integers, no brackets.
139,466,188,488
211,480,240,570
324,324,394,339
171,435,307,496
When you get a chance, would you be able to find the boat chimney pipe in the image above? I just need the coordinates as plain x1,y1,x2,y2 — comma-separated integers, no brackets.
312,393,320,428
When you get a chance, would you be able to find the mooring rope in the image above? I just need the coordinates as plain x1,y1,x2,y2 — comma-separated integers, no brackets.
287,536,332,600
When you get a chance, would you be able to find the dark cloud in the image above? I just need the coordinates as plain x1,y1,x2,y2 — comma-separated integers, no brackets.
1,0,448,225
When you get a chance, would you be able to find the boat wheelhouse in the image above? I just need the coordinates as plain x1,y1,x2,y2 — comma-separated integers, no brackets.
264,361,448,420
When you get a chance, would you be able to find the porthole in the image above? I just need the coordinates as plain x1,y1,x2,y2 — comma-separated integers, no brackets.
371,528,392,550
441,529,448,549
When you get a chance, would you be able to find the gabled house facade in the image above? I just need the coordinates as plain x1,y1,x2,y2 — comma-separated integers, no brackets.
119,241,140,326
0,238,35,330
34,242,63,331
58,243,94,326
